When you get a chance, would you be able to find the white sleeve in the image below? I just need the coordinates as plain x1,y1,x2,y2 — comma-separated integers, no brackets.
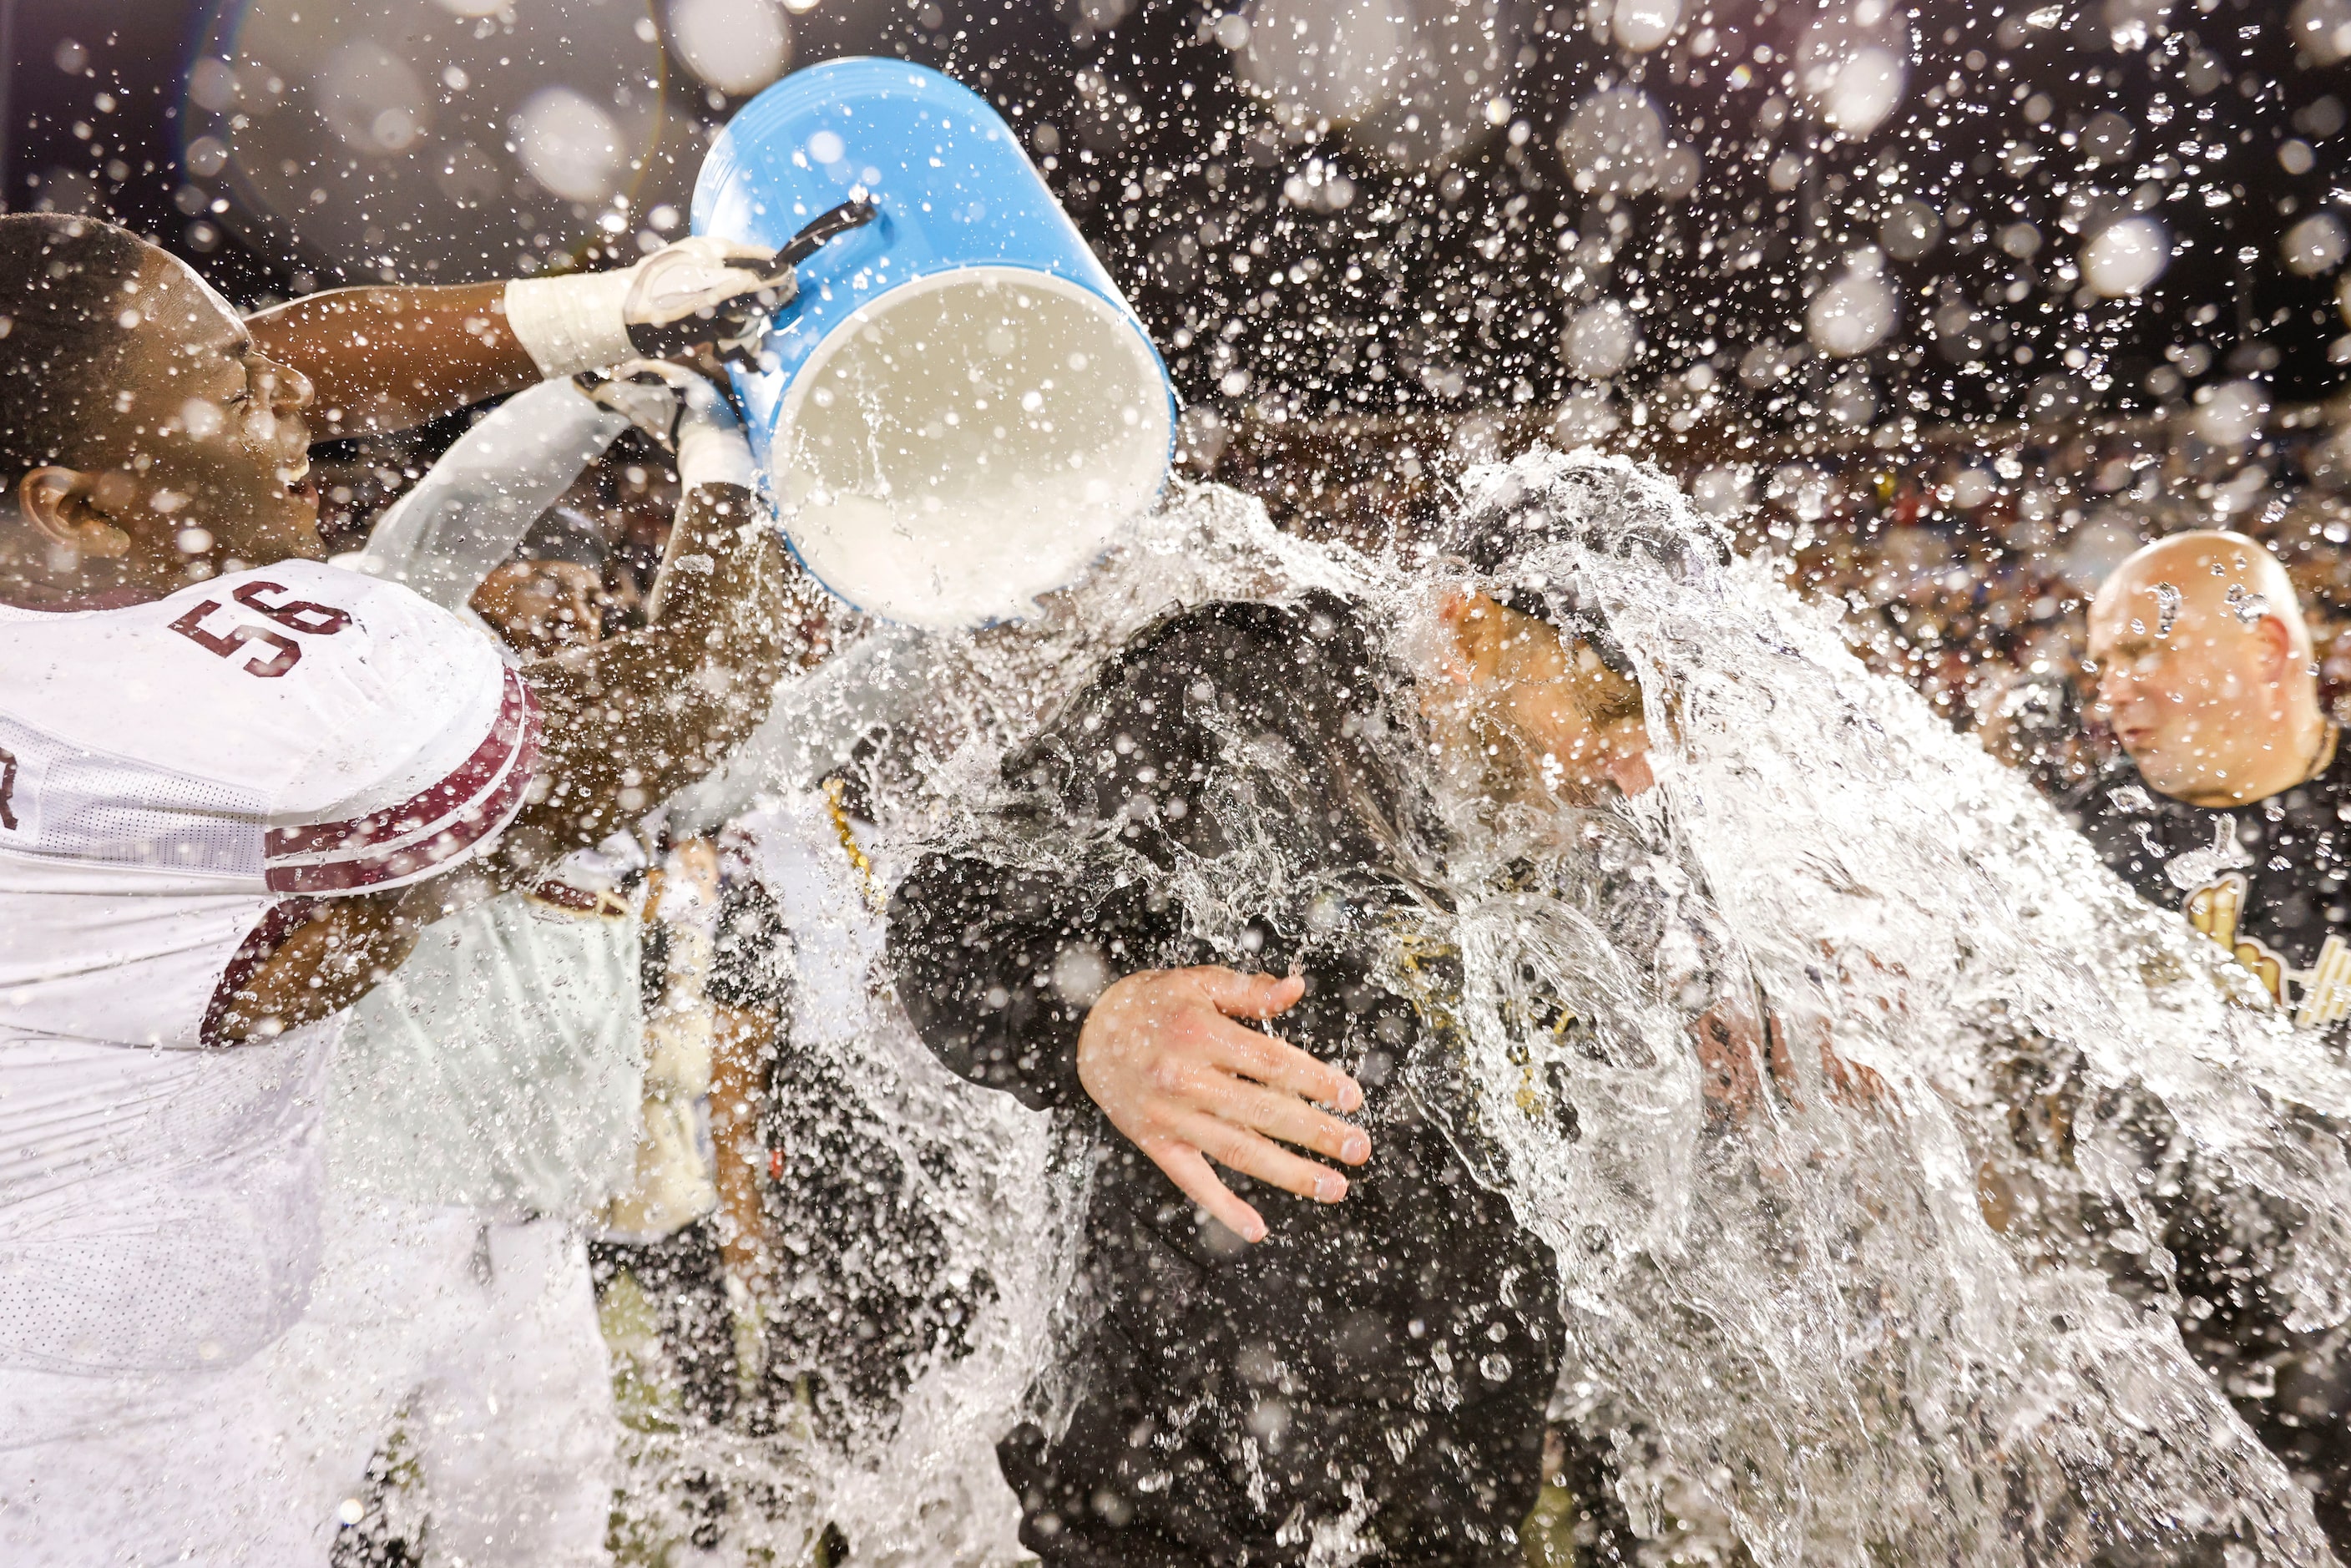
665,623,930,835
353,379,631,612
258,566,541,896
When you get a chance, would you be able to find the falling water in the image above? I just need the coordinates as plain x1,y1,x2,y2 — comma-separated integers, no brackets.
1426,452,2351,1565
587,448,2351,1565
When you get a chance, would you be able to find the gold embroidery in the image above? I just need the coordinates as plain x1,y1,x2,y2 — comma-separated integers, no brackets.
2298,934,2351,1029
823,776,882,910
2182,873,2298,1014
2234,939,2286,1007
2185,873,2247,952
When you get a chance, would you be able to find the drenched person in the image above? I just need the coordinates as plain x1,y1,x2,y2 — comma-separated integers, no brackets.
0,214,796,1563
884,476,1857,1564
2065,529,2351,1545
2078,530,2349,1021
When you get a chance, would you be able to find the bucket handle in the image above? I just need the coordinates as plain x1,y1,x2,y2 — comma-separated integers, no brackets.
715,197,879,367
768,195,879,276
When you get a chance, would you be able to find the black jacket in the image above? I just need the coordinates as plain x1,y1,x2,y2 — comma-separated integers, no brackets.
888,591,1563,1565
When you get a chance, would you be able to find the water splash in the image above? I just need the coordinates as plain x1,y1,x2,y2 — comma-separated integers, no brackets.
661,452,2351,1564
640,483,1359,1563
1428,450,2351,1564
2152,579,2182,637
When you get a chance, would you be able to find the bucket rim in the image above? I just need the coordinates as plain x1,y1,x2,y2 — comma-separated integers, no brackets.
767,263,1177,630
690,58,997,234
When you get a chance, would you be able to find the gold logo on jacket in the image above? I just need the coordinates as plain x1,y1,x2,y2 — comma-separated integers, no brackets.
2183,873,2351,1028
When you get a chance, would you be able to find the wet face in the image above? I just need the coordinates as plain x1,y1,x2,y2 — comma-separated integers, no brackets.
2087,554,2304,804
470,558,605,658
15,250,317,594
1436,591,1656,801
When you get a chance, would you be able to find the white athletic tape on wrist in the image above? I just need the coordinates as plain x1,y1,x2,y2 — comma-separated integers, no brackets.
677,404,756,493
503,269,637,379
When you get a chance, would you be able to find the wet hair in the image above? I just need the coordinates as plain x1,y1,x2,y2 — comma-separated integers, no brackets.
518,503,611,569
1440,462,1728,680
1443,480,1616,667
0,214,154,488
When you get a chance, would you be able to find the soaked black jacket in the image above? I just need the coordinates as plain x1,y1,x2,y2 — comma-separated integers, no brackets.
2067,740,2351,1550
2070,737,2351,1031
888,591,1562,1567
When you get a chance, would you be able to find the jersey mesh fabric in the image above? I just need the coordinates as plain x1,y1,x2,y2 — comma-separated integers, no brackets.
0,563,533,1377
0,710,269,877
0,1029,331,1373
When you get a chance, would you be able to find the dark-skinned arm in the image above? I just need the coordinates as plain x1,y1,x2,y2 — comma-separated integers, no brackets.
208,481,791,1043
498,482,788,857
248,237,790,437
710,999,781,1292
245,283,536,436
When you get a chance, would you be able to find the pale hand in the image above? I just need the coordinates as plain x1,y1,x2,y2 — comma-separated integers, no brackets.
1076,966,1369,1243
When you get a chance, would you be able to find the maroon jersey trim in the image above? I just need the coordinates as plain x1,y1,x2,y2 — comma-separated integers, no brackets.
265,670,533,857
199,895,326,1048
262,670,542,893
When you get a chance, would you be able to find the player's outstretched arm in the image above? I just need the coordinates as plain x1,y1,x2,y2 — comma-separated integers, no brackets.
497,378,789,860
245,237,786,435
244,281,533,436
208,372,790,1044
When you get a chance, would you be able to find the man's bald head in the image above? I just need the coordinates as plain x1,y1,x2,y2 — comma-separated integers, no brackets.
2088,529,2328,807
2100,531,2311,658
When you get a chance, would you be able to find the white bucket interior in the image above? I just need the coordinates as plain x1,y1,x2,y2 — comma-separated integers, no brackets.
768,267,1172,631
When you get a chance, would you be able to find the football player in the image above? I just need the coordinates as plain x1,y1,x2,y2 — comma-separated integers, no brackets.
0,213,794,1564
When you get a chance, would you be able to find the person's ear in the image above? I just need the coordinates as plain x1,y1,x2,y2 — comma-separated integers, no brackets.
2254,614,2299,682
18,467,133,559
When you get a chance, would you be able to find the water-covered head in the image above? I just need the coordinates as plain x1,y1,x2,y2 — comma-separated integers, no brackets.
2087,529,2325,806
1418,453,1732,802
1437,447,1727,664
0,214,321,604
1430,589,1656,800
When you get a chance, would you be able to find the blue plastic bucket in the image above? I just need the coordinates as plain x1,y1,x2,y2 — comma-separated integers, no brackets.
692,58,1176,631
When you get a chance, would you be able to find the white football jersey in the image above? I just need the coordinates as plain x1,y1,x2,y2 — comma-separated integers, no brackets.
0,559,537,1049
0,560,539,1373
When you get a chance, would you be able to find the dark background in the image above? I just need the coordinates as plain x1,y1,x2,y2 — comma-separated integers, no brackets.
3,0,2343,452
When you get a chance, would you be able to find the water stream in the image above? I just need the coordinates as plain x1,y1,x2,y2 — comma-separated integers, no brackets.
660,450,2351,1565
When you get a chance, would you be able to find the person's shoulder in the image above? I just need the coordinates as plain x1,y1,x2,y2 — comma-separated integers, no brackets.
0,564,447,745
2061,756,2176,877
0,561,493,700
0,562,533,893
233,564,536,890
1107,589,1378,688
184,562,513,787
216,559,479,660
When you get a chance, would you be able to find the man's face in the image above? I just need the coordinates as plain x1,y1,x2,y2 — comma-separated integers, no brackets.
2087,567,2291,800
33,250,319,584
470,559,605,659
1440,593,1656,800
